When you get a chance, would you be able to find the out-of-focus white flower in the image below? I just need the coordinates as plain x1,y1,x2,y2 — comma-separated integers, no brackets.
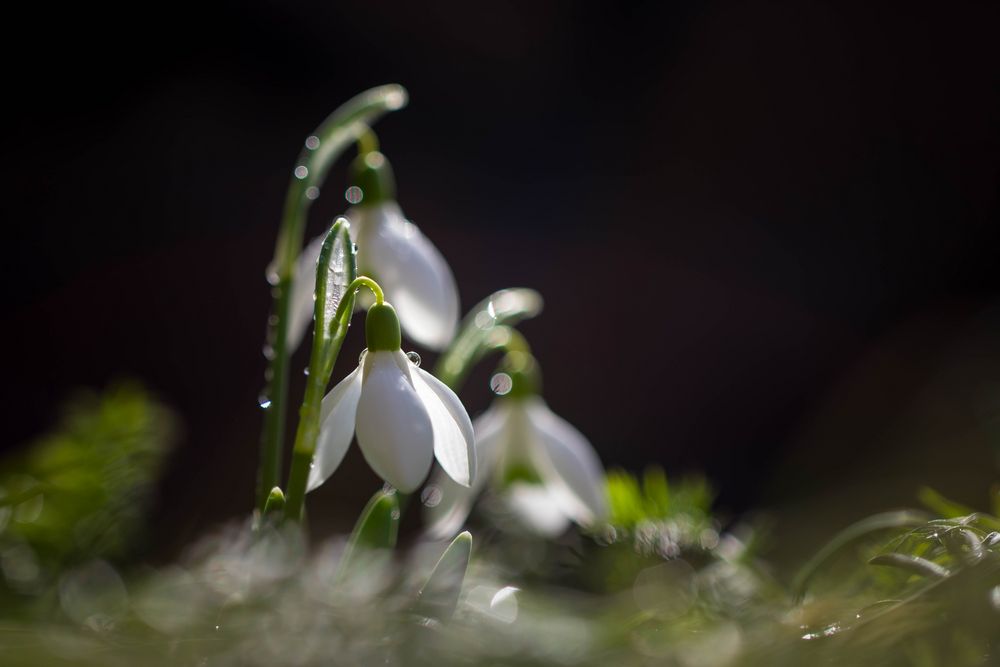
307,303,474,493
425,366,606,538
287,151,459,352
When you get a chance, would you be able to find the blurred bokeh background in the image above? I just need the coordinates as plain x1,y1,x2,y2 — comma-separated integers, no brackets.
3,1,999,559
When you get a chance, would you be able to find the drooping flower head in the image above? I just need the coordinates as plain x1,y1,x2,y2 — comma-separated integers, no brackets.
288,150,459,353
308,301,475,494
426,353,607,538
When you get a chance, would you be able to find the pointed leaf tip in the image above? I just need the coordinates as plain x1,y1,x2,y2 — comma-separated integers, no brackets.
336,489,400,583
264,486,286,515
414,531,473,621
351,489,401,552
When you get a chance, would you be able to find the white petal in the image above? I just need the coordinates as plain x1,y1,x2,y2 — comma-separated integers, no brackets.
424,403,508,539
505,482,572,537
307,365,363,492
355,351,434,492
352,203,459,350
412,364,476,487
286,233,326,353
523,398,608,525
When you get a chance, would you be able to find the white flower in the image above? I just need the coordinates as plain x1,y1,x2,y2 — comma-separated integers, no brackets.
425,395,607,538
307,304,475,494
287,153,459,352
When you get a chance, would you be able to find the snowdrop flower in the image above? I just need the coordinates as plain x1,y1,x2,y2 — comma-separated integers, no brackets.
426,355,607,538
288,150,459,352
307,301,475,493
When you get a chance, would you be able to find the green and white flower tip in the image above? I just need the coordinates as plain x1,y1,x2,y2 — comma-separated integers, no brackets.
307,302,476,494
288,149,460,353
425,354,608,539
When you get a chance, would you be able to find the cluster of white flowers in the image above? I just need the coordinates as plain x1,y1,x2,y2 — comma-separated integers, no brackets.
290,147,607,536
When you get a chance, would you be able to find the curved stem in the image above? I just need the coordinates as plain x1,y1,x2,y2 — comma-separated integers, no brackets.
482,326,531,357
434,288,543,390
347,276,384,306
258,85,407,510
357,127,380,155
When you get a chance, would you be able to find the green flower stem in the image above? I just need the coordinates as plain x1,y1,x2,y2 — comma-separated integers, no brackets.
483,326,531,357
348,276,384,305
283,276,386,522
434,288,544,390
357,127,380,155
258,84,407,510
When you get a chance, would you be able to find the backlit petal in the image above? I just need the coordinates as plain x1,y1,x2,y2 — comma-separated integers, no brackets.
307,365,363,492
412,365,476,486
351,203,459,350
424,403,508,539
524,398,608,525
505,482,572,537
355,351,434,492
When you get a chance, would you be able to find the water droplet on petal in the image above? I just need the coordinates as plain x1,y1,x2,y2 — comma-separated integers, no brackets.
262,345,276,361
305,186,320,200
344,185,363,204
258,394,272,409
420,486,442,507
265,263,280,286
304,135,320,150
294,165,309,180
474,311,495,330
303,367,310,376
490,373,513,396
406,351,422,367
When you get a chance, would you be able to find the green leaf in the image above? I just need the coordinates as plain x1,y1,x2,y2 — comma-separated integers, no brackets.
337,489,400,581
262,487,285,516
283,219,359,521
792,510,931,600
918,487,977,519
642,466,670,517
413,531,472,621
434,288,544,389
869,553,951,579
0,383,174,575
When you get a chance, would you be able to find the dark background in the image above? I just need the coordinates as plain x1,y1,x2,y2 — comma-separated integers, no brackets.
4,1,999,555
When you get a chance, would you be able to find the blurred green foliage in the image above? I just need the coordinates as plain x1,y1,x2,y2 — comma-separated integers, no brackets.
1,394,1000,665
0,383,174,600
606,466,713,529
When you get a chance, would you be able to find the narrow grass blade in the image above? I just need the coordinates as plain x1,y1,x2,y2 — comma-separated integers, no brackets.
793,510,930,601
868,553,951,579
